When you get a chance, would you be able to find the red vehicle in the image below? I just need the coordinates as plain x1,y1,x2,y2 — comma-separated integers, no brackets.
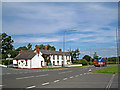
94,58,107,67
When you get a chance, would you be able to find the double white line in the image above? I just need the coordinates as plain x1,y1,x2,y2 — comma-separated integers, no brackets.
106,74,115,90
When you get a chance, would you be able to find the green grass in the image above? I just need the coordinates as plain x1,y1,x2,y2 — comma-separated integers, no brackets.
92,66,120,74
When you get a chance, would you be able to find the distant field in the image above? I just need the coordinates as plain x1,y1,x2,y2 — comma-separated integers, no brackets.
92,66,120,74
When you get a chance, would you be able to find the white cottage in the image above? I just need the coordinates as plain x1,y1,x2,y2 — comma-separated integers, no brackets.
13,47,72,69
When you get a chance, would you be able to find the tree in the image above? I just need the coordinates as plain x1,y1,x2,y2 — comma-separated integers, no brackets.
1,33,14,54
69,48,80,63
35,44,56,51
83,55,92,62
27,43,32,50
16,46,28,51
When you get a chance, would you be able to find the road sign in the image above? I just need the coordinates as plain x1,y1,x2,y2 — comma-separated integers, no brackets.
98,57,103,62
6,58,13,60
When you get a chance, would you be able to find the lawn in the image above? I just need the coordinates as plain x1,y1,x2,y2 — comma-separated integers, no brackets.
92,66,120,74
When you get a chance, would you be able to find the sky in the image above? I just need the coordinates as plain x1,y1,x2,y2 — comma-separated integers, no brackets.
2,2,118,58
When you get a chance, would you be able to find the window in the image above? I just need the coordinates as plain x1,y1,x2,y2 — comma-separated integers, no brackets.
57,61,59,65
25,59,28,66
53,61,55,65
62,55,64,60
57,55,59,60
53,55,55,60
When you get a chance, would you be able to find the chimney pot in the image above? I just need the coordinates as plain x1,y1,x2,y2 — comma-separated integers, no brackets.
45,46,47,50
59,49,62,52
19,50,22,54
36,45,40,54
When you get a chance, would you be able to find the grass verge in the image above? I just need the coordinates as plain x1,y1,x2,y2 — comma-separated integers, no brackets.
92,66,120,74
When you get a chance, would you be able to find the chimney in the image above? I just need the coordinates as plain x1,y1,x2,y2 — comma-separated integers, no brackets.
45,46,47,51
36,45,40,54
59,49,62,52
19,50,22,54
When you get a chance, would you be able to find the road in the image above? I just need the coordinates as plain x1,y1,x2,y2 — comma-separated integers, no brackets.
0,65,118,90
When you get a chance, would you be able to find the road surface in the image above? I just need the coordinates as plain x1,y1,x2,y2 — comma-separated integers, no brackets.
0,65,118,90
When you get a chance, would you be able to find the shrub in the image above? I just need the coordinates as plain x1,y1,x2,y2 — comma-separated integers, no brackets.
79,59,88,65
73,59,88,65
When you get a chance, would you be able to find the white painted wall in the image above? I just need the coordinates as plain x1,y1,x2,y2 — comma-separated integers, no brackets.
17,59,31,68
13,60,17,64
49,55,71,66
31,54,45,68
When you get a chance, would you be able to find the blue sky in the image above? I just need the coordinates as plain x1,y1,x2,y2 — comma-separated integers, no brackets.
2,2,118,58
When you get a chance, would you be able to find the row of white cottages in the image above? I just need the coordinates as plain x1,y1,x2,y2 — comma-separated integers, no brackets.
13,48,72,69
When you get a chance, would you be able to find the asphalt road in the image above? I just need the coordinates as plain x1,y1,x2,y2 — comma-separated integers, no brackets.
0,65,118,89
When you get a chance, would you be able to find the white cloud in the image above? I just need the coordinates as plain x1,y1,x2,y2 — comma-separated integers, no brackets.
3,2,117,35
14,37,59,43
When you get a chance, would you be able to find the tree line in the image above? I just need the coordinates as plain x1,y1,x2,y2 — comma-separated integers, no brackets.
0,33,119,65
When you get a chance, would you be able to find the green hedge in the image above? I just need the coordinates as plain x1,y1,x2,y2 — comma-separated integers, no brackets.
73,59,88,65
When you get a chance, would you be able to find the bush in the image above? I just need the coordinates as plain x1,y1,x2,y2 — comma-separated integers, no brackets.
73,59,88,66
79,59,88,65
2,59,8,65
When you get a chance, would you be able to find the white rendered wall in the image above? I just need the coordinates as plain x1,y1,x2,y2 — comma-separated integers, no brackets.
64,56,67,65
54,55,57,65
13,60,17,64
31,54,45,68
59,55,62,65
17,59,31,68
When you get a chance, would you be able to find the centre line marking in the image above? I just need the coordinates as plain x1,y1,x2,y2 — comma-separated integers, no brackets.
42,82,49,86
54,80,60,83
80,74,82,75
26,86,36,89
16,74,48,80
75,75,79,77
35,74,48,77
70,76,74,78
16,76,34,79
63,78,67,80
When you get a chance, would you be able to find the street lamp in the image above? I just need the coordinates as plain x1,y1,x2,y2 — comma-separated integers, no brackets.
63,29,77,52
63,29,77,67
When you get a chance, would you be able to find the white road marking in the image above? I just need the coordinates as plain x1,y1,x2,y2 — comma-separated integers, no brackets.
54,80,60,83
16,76,34,80
0,85,4,87
80,74,82,75
16,74,48,79
70,76,74,78
35,74,48,77
63,78,67,80
26,86,36,89
6,73,10,74
59,72,65,74
84,73,86,75
42,82,50,86
75,75,79,77
106,74,115,89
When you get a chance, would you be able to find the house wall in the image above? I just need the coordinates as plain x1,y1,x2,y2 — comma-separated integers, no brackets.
31,54,45,68
50,55,71,66
16,59,31,68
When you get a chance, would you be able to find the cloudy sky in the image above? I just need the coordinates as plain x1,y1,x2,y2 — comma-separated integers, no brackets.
2,2,118,58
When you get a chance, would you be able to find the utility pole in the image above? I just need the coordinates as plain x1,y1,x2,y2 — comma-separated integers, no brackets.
116,27,119,66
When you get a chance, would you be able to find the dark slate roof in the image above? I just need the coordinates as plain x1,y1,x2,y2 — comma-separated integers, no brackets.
40,50,70,56
14,50,36,59
14,50,70,60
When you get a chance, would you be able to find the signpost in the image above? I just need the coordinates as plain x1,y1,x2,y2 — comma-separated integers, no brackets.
6,54,13,67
